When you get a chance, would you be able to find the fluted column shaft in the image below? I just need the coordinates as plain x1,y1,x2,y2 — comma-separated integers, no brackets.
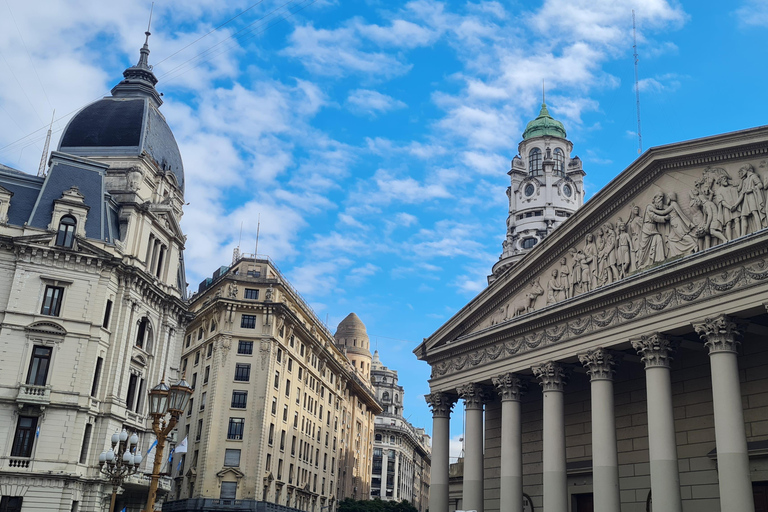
426,392,455,512
695,316,755,512
579,349,621,512
533,362,569,512
632,334,682,512
458,383,487,512
493,374,524,512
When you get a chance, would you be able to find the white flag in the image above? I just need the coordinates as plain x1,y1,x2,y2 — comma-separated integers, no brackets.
175,437,188,454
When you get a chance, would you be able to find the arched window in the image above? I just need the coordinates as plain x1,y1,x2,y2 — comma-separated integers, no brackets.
136,317,152,351
382,392,390,402
55,215,77,248
375,434,382,442
528,148,542,176
553,148,565,175
394,394,399,403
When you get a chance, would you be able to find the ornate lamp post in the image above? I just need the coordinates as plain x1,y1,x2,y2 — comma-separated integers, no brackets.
99,429,143,512
143,375,193,512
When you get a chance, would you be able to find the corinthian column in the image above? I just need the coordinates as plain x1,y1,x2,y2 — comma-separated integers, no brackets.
631,334,682,512
578,348,621,512
694,315,755,512
457,383,488,512
492,373,524,512
426,392,456,512
533,362,569,512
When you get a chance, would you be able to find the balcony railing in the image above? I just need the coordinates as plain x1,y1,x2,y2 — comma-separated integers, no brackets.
7,457,31,469
16,383,51,407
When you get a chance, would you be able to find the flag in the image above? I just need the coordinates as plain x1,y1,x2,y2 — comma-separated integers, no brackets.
175,436,188,454
146,439,158,456
177,458,183,471
167,446,175,464
35,426,40,438
121,508,126,512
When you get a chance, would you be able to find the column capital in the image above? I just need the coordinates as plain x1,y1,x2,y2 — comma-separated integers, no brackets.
425,392,456,419
693,314,742,354
457,383,488,410
533,361,569,392
492,372,525,401
578,348,621,381
631,333,678,368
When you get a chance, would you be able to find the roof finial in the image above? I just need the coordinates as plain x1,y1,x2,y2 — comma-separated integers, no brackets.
136,3,154,70
542,80,546,105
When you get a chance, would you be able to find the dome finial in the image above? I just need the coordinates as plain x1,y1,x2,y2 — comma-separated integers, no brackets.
542,80,546,105
136,3,154,70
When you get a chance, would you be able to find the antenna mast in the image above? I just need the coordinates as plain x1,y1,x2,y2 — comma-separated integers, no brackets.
254,214,261,256
632,10,643,154
37,110,55,177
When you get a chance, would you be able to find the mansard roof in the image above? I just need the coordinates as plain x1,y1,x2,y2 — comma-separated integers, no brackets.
416,124,768,370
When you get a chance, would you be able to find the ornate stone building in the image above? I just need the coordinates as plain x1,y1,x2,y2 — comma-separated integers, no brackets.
165,257,380,512
0,34,188,512
369,351,431,511
417,110,768,512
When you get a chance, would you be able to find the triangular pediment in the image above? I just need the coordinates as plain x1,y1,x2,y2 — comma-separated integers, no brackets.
417,125,768,360
216,467,245,479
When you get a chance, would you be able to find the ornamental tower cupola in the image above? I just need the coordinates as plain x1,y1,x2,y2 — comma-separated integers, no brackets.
334,312,373,382
490,98,586,281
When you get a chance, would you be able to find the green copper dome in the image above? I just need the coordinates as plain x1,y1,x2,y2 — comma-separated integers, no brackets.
522,102,567,140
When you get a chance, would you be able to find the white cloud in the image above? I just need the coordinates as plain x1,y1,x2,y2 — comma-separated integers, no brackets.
347,89,406,116
735,0,768,27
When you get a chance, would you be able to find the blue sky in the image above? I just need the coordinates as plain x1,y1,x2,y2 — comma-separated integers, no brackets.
1,0,768,458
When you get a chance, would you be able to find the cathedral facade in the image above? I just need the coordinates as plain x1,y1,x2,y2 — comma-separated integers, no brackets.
416,107,768,512
0,36,189,512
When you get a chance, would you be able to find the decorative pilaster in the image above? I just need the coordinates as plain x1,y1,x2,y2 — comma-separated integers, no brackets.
631,333,682,512
457,383,487,512
425,392,456,512
579,349,621,512
533,362,568,512
493,374,524,512
694,316,754,512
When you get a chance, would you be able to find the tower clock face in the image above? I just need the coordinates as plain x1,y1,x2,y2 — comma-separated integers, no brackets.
524,184,535,197
563,184,572,197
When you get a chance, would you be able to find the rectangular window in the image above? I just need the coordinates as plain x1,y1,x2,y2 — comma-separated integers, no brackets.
196,419,203,441
187,398,194,417
0,497,23,512
231,391,247,409
41,285,64,316
285,380,291,397
278,459,283,480
11,416,37,457
240,315,256,329
244,289,259,300
26,346,52,386
237,341,253,355
271,397,277,415
224,449,241,467
194,351,200,365
79,423,92,464
191,373,197,389
90,357,103,397
203,366,210,384
126,374,138,410
280,430,286,450
268,423,275,445
134,378,145,413
220,482,237,500
207,343,213,358
234,363,250,381
274,371,280,388
265,453,272,471
287,359,293,372
228,418,245,440
200,392,207,411
283,405,288,422
102,300,113,329
185,335,191,348
277,348,282,363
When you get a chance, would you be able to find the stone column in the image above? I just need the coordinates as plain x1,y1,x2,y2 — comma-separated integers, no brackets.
458,383,488,512
533,362,569,512
578,348,621,512
694,315,755,512
426,392,456,512
632,334,682,512
492,373,525,512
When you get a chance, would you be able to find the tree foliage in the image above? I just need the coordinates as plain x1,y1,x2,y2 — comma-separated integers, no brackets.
337,498,418,512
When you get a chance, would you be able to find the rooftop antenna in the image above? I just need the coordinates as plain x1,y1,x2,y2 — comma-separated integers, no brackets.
542,80,545,104
632,10,643,154
254,213,261,256
232,221,243,264
37,110,55,177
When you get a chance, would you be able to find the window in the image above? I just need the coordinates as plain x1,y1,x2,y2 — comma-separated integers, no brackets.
191,373,197,389
0,497,24,512
26,346,52,386
207,343,213,358
280,430,286,450
554,147,565,175
272,397,277,415
182,358,188,372
197,327,203,340
196,419,203,441
136,317,150,349
224,449,241,467
228,418,245,440
244,289,259,300
241,315,256,329
11,416,37,457
521,237,537,249
194,351,200,366
126,374,139,410
529,148,542,176
234,363,250,382
283,405,289,422
285,380,291,397
90,357,103,397
55,215,76,247
274,371,280,388
102,300,113,329
220,482,237,500
200,392,207,411
231,391,247,409
203,366,210,384
277,348,282,363
238,341,253,355
41,286,64,316
185,335,191,348
187,398,194,416
79,423,92,464
268,423,275,445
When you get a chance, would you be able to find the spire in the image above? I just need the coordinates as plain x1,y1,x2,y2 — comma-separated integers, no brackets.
111,5,162,106
136,4,153,70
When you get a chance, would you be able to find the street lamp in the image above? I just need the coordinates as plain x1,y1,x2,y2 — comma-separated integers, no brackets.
99,429,143,512
143,374,193,512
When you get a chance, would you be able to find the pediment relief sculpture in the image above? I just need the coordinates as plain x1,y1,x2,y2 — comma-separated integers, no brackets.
478,159,768,331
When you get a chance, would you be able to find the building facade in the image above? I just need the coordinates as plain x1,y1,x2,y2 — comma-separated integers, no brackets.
369,351,431,511
417,113,768,512
167,256,380,512
0,35,188,512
